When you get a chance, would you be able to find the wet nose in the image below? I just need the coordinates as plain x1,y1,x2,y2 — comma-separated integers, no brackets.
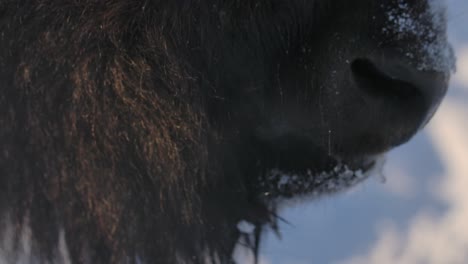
351,57,449,128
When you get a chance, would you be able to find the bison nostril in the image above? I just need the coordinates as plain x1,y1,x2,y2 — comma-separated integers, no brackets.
351,58,422,101
349,56,449,144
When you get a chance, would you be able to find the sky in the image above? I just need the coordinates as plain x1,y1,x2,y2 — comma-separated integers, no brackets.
253,1,468,263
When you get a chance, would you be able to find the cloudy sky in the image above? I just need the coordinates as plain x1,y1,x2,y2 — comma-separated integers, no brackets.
256,1,468,263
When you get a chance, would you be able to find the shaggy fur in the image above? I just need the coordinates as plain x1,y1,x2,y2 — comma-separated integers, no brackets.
0,1,451,263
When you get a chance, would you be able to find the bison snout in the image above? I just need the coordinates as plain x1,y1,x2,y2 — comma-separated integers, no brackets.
351,57,448,127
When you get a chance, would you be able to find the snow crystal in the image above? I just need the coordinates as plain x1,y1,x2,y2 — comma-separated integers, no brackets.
382,0,456,73
257,161,377,203
237,220,256,234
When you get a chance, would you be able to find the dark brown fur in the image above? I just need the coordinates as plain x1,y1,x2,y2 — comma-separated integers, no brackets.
0,1,452,263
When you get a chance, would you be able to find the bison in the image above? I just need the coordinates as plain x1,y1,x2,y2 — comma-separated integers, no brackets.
0,0,454,263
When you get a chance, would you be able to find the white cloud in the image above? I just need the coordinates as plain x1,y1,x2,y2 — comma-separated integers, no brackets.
338,98,468,264
452,46,468,87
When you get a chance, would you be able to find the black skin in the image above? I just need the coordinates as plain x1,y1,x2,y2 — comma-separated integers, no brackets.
0,0,451,263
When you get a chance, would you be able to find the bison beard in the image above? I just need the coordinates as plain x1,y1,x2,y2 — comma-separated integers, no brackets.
0,1,453,263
